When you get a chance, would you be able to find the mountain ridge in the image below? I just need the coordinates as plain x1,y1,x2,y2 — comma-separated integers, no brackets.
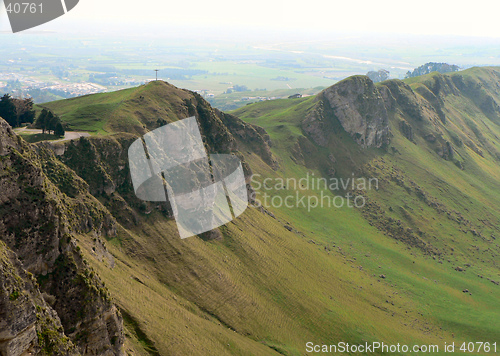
0,66,499,355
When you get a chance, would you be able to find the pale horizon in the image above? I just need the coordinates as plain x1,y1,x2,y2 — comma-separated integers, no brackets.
1,0,500,38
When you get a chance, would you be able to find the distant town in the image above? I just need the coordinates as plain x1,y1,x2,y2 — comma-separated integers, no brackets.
0,72,142,99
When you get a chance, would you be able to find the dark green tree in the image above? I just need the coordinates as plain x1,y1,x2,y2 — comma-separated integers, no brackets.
13,97,35,126
22,98,35,124
46,111,55,134
0,94,16,126
35,109,49,133
54,121,65,137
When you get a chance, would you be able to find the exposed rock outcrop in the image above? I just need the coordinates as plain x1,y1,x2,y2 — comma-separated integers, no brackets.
1,240,80,356
399,120,414,142
304,76,390,148
35,91,275,235
0,118,125,356
217,110,278,170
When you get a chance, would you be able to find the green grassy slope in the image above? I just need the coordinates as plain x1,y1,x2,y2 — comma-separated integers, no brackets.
77,203,464,355
231,66,500,351
32,68,500,355
39,81,195,135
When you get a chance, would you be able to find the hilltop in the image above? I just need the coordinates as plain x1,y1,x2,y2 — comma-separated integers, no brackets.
38,81,199,135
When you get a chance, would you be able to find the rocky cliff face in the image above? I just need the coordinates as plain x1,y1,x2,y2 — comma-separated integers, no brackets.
0,119,124,356
302,69,500,160
304,76,390,148
378,70,500,162
1,241,76,356
33,91,276,233
0,83,274,355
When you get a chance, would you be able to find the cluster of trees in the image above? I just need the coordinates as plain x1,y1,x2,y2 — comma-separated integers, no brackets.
34,109,65,136
225,84,249,94
366,69,390,83
0,94,65,137
405,62,460,78
0,94,36,127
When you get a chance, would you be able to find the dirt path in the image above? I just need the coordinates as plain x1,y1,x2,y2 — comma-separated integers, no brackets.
14,127,91,142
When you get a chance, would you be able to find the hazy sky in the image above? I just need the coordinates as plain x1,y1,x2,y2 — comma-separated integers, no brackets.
1,0,500,38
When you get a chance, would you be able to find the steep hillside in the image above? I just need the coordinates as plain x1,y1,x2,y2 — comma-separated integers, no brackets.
0,119,124,355
36,83,453,355
232,66,500,349
2,68,499,356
